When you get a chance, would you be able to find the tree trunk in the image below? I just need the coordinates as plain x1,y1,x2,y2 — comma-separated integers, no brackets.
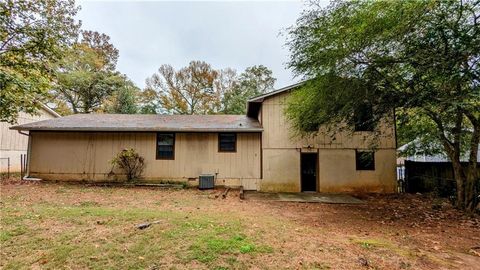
434,110,466,210
452,160,466,209
465,165,478,212
465,126,479,212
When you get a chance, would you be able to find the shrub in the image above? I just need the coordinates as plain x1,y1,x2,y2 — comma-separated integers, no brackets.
111,148,145,181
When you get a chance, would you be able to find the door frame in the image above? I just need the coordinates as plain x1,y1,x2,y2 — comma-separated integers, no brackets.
300,152,319,192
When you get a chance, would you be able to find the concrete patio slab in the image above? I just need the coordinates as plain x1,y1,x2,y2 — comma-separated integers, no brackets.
245,191,364,204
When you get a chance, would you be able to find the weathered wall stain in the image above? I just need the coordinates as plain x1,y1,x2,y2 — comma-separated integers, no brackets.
29,131,261,190
259,91,397,193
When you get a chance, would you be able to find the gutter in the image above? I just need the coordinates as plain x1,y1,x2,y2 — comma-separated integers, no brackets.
10,128,264,132
18,130,29,136
16,130,32,178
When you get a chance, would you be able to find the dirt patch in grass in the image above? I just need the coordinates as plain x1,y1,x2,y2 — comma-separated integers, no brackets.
1,180,479,269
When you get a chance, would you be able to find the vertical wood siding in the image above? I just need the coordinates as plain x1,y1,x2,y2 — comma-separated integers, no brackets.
1,109,57,172
260,91,397,193
261,92,396,150
29,132,261,182
1,110,56,151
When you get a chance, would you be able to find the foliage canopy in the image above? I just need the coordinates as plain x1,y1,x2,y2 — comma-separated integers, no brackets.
144,61,276,115
52,31,126,114
222,65,276,114
286,0,479,211
103,79,140,114
0,0,80,123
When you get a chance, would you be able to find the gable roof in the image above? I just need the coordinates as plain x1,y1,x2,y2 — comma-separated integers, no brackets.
10,114,262,132
246,81,305,118
248,81,305,103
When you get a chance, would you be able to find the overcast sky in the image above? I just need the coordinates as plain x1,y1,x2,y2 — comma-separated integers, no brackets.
76,0,313,89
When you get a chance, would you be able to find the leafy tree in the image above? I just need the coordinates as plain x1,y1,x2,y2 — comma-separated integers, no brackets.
0,0,80,123
396,110,445,157
145,62,276,115
223,65,276,114
145,61,236,114
137,87,159,114
286,1,479,211
80,30,119,71
52,31,124,113
104,79,139,114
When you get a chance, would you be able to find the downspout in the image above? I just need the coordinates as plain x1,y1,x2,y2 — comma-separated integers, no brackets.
393,107,398,149
17,130,31,178
26,132,32,178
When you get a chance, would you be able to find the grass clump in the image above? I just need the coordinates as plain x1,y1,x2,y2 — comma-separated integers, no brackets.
78,201,101,207
352,238,416,259
189,234,255,263
353,238,392,249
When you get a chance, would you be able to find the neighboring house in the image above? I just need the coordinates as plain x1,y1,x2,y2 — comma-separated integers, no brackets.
11,83,397,192
397,141,480,195
1,104,60,173
397,141,480,162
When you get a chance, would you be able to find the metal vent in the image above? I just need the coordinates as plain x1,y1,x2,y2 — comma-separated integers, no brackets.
199,174,215,190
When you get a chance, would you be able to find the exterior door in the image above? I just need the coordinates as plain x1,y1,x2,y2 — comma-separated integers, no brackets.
301,153,317,192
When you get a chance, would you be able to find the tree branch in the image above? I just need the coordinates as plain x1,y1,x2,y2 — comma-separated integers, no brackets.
424,108,456,160
464,109,480,165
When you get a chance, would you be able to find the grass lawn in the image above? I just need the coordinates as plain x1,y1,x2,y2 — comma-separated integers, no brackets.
1,180,479,269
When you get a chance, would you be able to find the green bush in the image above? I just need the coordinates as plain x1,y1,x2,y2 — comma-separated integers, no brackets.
111,149,145,181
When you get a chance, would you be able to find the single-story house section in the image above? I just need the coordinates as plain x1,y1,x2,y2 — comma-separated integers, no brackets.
11,83,397,193
1,103,60,173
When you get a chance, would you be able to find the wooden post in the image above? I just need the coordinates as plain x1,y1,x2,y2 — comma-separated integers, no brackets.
221,187,230,199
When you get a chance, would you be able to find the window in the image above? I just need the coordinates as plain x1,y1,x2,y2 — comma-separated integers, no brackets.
354,102,375,131
356,150,375,170
156,133,175,159
218,133,236,152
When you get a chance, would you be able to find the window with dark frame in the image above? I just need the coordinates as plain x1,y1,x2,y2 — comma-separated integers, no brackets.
156,133,175,159
356,150,375,170
218,133,236,152
354,102,375,131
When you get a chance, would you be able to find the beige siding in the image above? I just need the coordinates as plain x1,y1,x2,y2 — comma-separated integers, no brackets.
260,149,301,192
318,149,396,193
261,92,396,149
0,109,57,172
260,149,395,193
260,91,397,193
29,132,261,188
20,89,397,194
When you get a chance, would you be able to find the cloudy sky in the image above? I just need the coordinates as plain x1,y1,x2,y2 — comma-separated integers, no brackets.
76,0,314,89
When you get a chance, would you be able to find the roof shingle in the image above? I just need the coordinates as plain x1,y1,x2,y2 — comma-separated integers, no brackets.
10,114,262,132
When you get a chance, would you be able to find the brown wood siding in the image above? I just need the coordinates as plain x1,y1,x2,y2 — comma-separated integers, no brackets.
1,109,57,172
259,91,397,193
1,110,56,151
261,92,396,150
29,132,261,182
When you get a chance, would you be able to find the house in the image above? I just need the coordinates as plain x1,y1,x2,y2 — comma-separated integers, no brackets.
10,83,397,192
1,103,60,173
397,140,480,162
396,141,480,195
